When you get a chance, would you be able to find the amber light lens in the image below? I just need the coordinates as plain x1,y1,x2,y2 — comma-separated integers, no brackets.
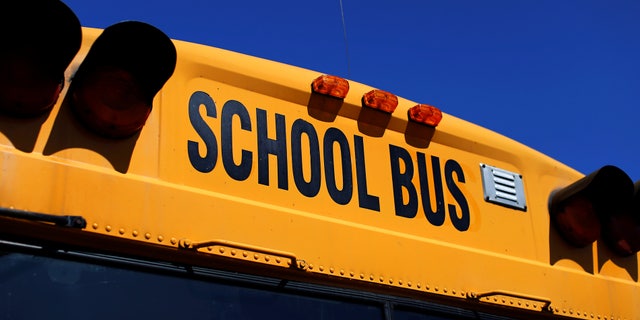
72,66,150,138
312,75,349,99
408,104,443,127
362,90,398,113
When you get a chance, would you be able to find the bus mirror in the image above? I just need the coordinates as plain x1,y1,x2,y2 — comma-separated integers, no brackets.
549,165,633,249
69,21,176,138
0,0,81,117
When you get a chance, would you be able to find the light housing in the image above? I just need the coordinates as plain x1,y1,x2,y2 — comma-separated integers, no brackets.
70,21,176,138
549,165,633,249
0,0,81,117
601,180,640,256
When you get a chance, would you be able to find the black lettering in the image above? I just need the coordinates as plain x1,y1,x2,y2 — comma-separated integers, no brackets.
389,145,417,218
418,154,445,226
324,128,353,205
445,160,470,232
188,91,218,173
221,100,252,181
256,109,288,189
291,119,321,197
354,135,380,211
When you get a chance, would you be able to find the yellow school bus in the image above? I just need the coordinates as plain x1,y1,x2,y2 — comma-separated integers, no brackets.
1,1,638,319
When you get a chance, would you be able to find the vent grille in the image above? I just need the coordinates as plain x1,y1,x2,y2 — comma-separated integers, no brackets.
480,164,526,211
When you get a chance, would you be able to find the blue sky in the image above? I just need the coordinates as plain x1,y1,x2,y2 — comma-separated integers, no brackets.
62,0,640,181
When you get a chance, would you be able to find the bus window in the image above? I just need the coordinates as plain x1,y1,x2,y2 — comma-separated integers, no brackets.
0,244,383,320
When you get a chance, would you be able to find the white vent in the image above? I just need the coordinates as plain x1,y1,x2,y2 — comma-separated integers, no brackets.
480,164,526,211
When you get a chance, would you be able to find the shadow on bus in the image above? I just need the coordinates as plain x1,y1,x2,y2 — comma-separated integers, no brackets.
41,98,137,173
549,223,639,281
0,111,50,153
596,242,638,282
548,224,596,274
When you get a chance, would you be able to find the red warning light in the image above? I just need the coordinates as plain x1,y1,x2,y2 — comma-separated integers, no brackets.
0,0,81,117
71,66,150,138
69,21,176,138
549,165,635,252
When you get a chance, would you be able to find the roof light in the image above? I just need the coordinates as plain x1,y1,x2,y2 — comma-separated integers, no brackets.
362,90,398,113
549,165,633,249
311,75,349,99
0,0,81,117
70,21,176,138
408,104,443,127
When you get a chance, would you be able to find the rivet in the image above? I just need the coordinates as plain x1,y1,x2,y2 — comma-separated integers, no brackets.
443,288,448,293
218,247,225,254
118,228,125,235
435,287,439,292
92,223,98,230
379,276,384,283
407,282,412,287
264,255,270,262
360,273,364,279
105,225,112,232
329,267,334,274
206,246,212,252
389,278,393,284
452,289,456,295
157,235,164,242
242,251,248,257
340,269,344,276
398,280,403,285
417,283,422,289
132,230,139,237
369,274,374,281
231,250,237,256
253,253,259,260
308,264,314,270
144,233,151,240
275,257,280,263
425,284,429,290
319,266,324,272
170,238,177,245
350,271,355,277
